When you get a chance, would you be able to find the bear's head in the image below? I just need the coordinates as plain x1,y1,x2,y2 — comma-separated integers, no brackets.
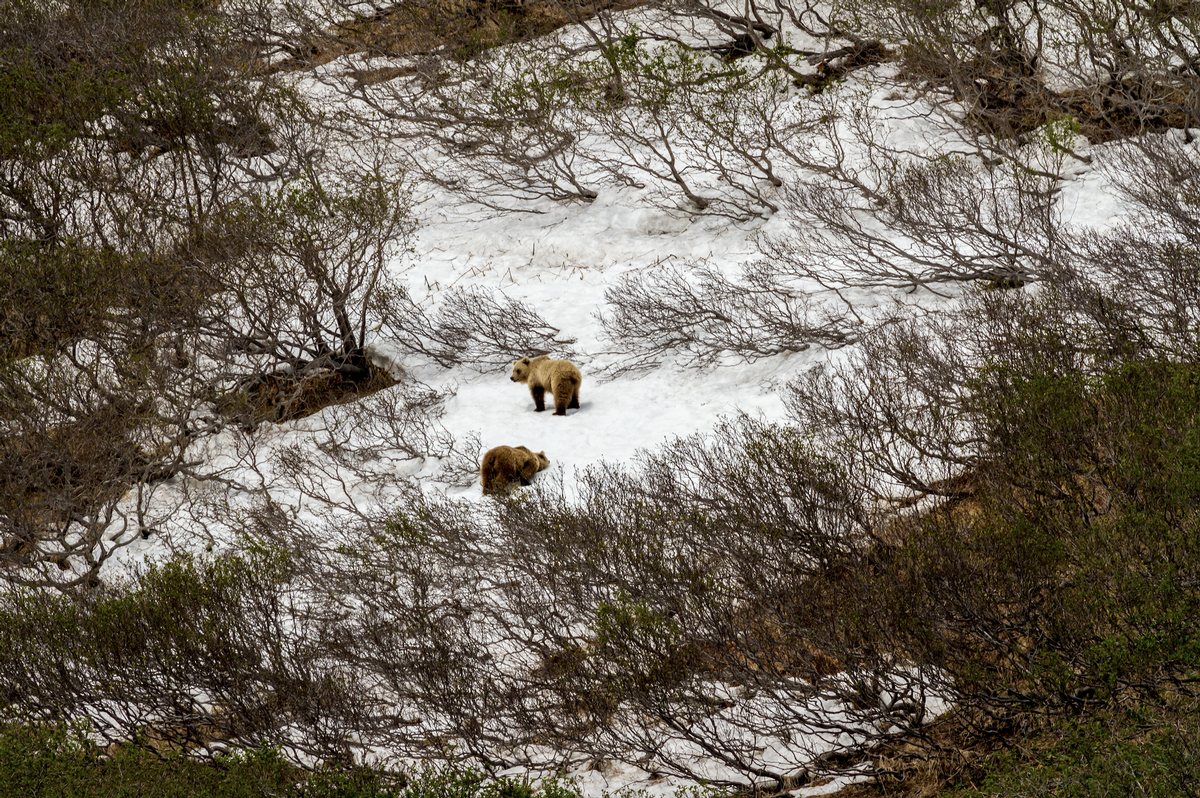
510,357,532,383
535,451,550,470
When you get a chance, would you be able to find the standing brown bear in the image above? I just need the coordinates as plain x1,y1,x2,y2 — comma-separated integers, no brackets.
480,445,550,494
510,355,582,415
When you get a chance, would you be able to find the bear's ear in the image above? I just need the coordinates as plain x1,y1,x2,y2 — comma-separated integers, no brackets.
521,357,530,364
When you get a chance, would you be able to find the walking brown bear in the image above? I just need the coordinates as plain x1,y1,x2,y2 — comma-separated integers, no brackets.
510,355,581,415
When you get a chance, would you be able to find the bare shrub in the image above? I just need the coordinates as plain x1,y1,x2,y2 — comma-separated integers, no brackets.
0,390,178,589
583,36,807,217
756,115,1200,320
432,287,579,372
0,0,285,243
434,429,486,488
0,253,217,587
599,259,858,373
280,419,930,785
1105,134,1200,243
145,372,464,564
237,487,518,766
350,42,608,208
9,263,1200,779
324,0,874,216
423,418,933,786
773,243,1200,760
193,162,578,391
0,0,337,584
271,379,458,510
35,417,913,781
287,0,1199,225
849,0,1200,142
782,267,1162,503
192,166,430,384
1062,134,1200,361
763,138,1068,293
1071,229,1200,361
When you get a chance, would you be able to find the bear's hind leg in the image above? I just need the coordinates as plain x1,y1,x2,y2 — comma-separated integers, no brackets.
531,386,546,412
553,392,568,416
567,388,580,410
480,454,496,494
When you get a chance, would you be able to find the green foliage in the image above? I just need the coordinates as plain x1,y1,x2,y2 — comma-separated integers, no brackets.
0,237,203,360
952,696,1200,797
209,171,414,267
0,52,125,158
1041,116,1082,155
915,360,1200,703
398,768,580,798
592,592,691,687
0,549,300,736
0,722,580,798
595,34,755,113
0,722,304,797
0,0,269,160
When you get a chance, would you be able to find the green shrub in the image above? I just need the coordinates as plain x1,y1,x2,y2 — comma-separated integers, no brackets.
952,696,1200,797
0,722,584,798
0,722,302,798
865,360,1200,711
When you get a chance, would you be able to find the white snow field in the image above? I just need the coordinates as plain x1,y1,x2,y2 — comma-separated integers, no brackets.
82,14,1153,794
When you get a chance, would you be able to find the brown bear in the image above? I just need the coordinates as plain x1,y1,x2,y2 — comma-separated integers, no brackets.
480,445,551,494
510,355,582,415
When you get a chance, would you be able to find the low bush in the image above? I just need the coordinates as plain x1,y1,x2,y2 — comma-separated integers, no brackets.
0,722,367,797
0,721,581,798
950,694,1200,797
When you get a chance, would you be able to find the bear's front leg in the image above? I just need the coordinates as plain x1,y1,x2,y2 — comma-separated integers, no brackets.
531,386,546,411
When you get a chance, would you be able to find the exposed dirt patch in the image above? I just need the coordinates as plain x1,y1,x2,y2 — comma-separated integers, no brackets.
275,0,639,78
225,362,397,426
899,50,1198,143
794,40,892,93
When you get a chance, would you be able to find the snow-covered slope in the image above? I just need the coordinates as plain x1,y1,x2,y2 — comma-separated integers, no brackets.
97,42,1142,795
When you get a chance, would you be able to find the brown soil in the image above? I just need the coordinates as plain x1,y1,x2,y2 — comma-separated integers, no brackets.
229,362,397,425
899,50,1198,144
274,0,639,80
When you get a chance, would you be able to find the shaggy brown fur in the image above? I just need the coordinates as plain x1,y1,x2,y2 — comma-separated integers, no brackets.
510,355,582,415
480,445,550,494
